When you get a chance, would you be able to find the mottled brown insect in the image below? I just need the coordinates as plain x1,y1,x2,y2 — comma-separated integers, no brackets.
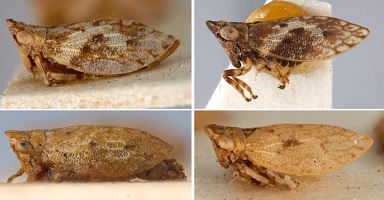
6,125,186,182
6,19,180,85
205,124,372,189
206,16,370,102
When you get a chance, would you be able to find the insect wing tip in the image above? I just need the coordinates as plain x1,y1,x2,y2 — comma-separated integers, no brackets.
362,27,371,38
364,135,374,148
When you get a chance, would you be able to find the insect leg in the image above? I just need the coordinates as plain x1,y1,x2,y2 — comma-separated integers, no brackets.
222,57,258,102
35,54,84,85
276,67,291,89
7,168,25,183
236,163,269,185
268,65,291,89
34,53,52,85
20,54,35,73
137,158,186,180
262,168,299,189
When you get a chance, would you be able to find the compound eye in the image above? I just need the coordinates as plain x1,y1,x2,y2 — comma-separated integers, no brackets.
217,135,235,151
15,31,34,45
219,26,239,41
15,140,33,152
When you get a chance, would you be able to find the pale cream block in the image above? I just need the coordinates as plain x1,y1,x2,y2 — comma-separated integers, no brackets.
0,182,191,200
1,52,190,109
206,0,332,109
0,1,191,109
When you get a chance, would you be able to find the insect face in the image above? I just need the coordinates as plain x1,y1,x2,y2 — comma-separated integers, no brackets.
204,124,249,169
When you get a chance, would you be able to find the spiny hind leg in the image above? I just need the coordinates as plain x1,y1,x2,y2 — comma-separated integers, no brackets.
222,57,257,102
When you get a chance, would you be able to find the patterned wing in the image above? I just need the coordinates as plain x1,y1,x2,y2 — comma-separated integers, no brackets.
43,125,173,180
247,16,369,61
245,124,372,176
43,19,177,74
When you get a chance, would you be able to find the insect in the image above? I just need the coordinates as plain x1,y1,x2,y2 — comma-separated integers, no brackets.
6,125,186,182
206,16,370,102
205,124,373,189
6,19,180,85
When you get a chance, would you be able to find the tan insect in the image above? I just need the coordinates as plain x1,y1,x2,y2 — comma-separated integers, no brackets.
206,16,370,102
6,125,186,182
6,19,180,85
205,124,373,189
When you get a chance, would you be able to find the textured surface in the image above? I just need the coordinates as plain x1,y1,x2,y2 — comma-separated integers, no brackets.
45,20,177,74
0,111,191,200
195,111,384,199
248,16,369,60
206,14,368,102
0,182,191,200
246,124,372,175
6,125,185,182
206,124,372,176
1,51,190,109
1,0,190,108
203,0,334,108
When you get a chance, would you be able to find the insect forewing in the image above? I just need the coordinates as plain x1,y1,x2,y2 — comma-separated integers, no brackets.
42,126,173,177
245,124,372,175
248,16,370,61
44,19,178,74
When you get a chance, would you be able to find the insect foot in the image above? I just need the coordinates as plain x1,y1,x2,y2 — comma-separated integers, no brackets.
5,125,186,182
204,124,372,189
206,16,370,102
6,19,180,85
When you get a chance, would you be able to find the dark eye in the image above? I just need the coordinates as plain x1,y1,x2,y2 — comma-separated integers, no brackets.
15,140,33,152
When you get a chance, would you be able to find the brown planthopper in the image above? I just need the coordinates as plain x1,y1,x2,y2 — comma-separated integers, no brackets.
206,16,370,102
6,19,180,85
205,124,373,189
5,125,186,182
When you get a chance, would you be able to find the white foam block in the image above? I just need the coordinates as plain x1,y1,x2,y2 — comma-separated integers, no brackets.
0,182,191,200
206,0,332,109
1,2,191,109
